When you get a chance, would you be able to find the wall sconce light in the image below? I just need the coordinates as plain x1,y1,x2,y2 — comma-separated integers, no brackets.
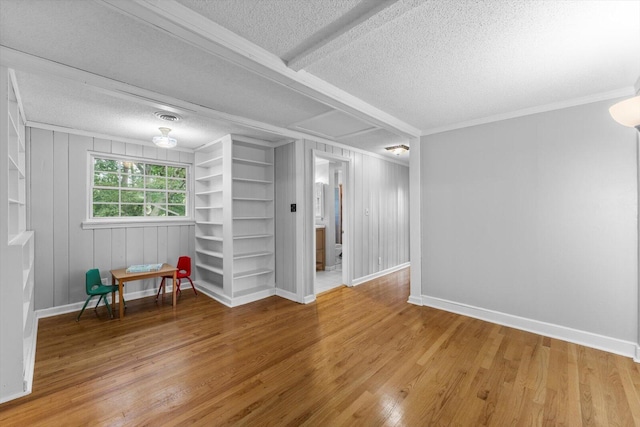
385,144,410,156
609,95,640,131
152,127,177,148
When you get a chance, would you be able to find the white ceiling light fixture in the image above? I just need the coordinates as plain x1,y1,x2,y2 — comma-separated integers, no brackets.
609,95,640,131
385,144,409,156
152,127,177,148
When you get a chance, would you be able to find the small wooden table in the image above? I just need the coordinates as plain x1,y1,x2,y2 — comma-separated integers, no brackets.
110,263,178,319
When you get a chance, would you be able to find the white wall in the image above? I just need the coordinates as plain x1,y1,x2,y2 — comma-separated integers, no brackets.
29,128,195,310
274,142,297,294
420,99,638,351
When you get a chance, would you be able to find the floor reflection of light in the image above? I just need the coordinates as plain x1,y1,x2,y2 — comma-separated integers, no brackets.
380,392,406,426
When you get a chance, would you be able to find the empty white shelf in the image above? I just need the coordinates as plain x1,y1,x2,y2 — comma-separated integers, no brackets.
234,251,272,259
232,177,272,184
196,263,223,275
197,249,223,258
233,268,273,279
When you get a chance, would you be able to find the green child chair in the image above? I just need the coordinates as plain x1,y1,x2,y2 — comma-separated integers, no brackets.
77,268,124,321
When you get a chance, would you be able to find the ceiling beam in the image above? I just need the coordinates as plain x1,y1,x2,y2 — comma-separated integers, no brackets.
283,0,397,68
286,0,423,72
98,0,421,139
0,46,340,147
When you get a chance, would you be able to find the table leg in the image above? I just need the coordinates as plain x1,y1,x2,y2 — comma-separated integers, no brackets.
111,275,116,317
119,280,124,320
172,270,177,307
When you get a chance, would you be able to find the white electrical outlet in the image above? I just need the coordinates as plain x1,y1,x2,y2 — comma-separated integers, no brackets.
378,257,382,265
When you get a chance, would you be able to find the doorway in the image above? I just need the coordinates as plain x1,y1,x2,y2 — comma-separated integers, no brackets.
313,153,349,295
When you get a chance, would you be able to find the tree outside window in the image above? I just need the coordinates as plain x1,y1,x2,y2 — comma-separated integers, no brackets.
92,156,188,219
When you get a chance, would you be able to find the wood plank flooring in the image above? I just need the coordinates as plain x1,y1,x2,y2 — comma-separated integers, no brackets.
2,268,640,426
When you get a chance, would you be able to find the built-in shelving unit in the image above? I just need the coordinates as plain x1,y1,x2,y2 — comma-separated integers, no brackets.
194,135,275,307
0,67,36,404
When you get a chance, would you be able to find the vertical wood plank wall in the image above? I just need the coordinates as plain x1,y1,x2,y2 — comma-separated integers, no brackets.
274,142,297,294
274,140,410,295
29,128,195,310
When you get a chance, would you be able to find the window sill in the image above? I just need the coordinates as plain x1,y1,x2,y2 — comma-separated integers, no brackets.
82,219,195,230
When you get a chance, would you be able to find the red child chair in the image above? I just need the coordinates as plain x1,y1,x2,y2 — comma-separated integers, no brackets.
156,256,197,301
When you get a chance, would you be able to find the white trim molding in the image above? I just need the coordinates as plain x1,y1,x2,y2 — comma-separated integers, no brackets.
421,295,638,361
422,87,637,137
275,287,300,303
98,0,421,139
351,262,410,287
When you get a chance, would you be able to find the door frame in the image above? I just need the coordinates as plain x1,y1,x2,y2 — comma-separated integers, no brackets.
311,150,352,294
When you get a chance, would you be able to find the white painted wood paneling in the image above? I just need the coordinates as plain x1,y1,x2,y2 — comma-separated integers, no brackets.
275,142,296,294
143,227,159,290
52,131,69,306
275,139,410,300
30,128,54,309
111,228,127,273
28,129,195,309
67,133,94,304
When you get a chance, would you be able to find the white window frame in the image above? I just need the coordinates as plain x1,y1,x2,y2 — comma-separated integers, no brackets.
82,152,194,229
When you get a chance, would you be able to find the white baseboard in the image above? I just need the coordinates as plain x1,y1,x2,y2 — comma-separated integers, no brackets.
351,262,410,287
195,282,276,307
407,295,422,306
303,294,316,304
195,284,232,307
635,346,640,363
421,295,637,360
36,285,186,318
275,287,300,303
232,288,276,307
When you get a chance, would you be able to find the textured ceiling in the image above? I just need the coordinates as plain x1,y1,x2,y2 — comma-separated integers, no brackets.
304,0,640,131
0,0,638,164
0,0,331,127
14,71,284,148
174,0,368,61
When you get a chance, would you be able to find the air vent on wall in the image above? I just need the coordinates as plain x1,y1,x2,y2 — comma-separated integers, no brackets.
154,111,182,122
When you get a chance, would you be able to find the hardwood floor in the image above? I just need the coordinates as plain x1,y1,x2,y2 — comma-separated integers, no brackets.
2,268,640,426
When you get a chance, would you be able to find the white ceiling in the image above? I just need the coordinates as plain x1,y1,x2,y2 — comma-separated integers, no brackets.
1,0,638,164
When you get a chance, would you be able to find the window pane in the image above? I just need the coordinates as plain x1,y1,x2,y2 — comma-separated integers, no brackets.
168,166,186,178
146,204,167,217
91,156,188,219
147,191,167,204
94,158,120,172
121,190,144,203
121,204,144,217
146,164,166,176
146,176,166,189
167,179,186,191
168,192,186,204
168,205,185,216
120,174,144,188
122,162,144,175
94,172,119,187
93,189,119,203
93,204,119,217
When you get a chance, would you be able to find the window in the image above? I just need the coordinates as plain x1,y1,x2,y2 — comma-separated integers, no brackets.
90,155,189,220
